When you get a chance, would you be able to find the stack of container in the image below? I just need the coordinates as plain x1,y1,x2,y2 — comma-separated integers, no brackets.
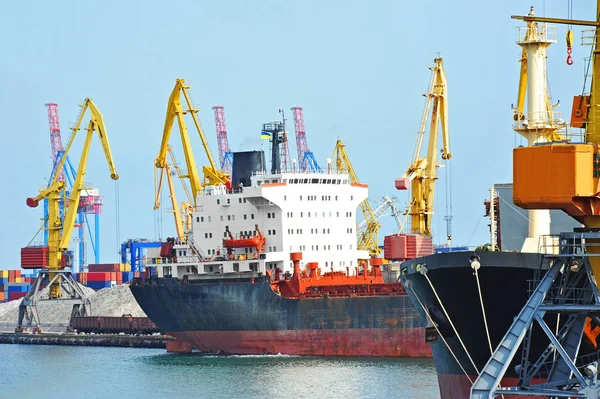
77,264,141,291
0,269,34,302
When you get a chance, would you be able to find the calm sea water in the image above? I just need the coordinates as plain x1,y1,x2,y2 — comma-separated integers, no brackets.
0,345,439,399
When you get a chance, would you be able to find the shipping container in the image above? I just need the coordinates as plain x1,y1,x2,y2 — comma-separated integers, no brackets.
88,264,120,273
122,272,134,283
87,272,111,282
21,246,49,269
86,281,111,290
9,292,27,301
384,234,434,261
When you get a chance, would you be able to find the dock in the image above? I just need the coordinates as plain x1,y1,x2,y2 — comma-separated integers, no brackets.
0,332,175,349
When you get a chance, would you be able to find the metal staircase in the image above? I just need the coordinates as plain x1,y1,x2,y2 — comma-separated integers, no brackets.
470,231,600,398
470,260,562,398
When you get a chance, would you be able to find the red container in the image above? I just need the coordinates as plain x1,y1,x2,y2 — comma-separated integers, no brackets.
87,272,111,282
133,272,141,278
384,234,433,260
89,264,120,272
9,292,27,301
116,273,122,285
21,246,49,269
110,272,117,282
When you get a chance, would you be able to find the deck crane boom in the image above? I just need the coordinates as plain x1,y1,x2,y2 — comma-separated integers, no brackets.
331,139,381,256
357,195,401,235
156,79,229,205
395,58,451,237
18,98,118,332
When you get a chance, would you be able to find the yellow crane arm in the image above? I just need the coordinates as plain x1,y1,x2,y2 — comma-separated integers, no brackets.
154,158,185,241
156,79,229,204
27,98,119,267
331,139,381,256
60,100,119,251
397,58,450,238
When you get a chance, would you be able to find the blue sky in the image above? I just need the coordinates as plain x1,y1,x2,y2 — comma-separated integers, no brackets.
0,0,594,268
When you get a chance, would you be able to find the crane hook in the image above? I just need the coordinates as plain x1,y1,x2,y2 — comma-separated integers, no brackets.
566,30,574,66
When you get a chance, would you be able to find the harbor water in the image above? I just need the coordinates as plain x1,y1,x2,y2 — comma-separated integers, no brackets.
1,345,439,398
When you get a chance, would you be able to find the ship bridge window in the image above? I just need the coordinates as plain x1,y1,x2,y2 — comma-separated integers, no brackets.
335,196,338,201
244,198,247,203
217,199,221,204
208,216,212,222
321,179,326,184
239,198,242,203
250,262,258,272
293,179,298,184
327,179,332,184
220,215,224,221
244,214,247,220
196,217,200,222
312,178,319,184
251,214,255,219
284,195,287,201
227,198,231,204
228,215,231,221
233,263,239,272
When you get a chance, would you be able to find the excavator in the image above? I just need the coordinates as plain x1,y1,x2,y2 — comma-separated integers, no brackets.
18,98,119,332
155,79,230,239
395,57,451,238
331,140,382,256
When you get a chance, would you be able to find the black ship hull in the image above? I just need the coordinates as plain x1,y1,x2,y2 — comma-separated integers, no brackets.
400,251,555,398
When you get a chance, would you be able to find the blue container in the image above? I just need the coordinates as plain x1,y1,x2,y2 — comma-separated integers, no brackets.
86,281,111,291
122,272,134,283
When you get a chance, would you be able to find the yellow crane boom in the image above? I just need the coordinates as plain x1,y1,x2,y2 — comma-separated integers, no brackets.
331,139,381,256
154,147,194,240
27,98,119,298
155,79,229,206
396,58,451,237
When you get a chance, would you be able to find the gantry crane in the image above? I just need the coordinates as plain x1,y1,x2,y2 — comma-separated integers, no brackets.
156,79,229,208
395,58,451,237
18,98,118,333
290,107,321,172
212,106,234,175
154,146,194,240
331,139,381,256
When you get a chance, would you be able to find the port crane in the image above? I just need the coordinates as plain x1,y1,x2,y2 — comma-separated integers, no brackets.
471,4,600,398
290,107,321,172
357,195,403,236
395,57,451,238
156,79,230,206
212,106,234,175
331,139,381,256
154,146,194,241
18,98,118,332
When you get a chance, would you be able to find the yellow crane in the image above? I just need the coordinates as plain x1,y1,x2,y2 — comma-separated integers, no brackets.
331,139,381,256
154,146,194,240
155,79,229,207
18,98,118,332
396,58,451,237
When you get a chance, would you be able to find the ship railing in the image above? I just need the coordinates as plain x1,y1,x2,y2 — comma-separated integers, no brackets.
516,24,556,44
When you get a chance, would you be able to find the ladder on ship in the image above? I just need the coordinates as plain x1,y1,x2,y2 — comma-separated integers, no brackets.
470,231,600,398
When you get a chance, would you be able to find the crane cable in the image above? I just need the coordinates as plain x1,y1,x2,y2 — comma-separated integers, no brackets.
404,280,474,383
566,0,574,65
421,269,480,374
473,266,494,355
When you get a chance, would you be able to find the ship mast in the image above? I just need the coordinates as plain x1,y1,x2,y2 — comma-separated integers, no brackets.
512,6,565,253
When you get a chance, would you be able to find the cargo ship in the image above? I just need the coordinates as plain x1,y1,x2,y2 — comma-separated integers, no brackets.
130,143,432,357
399,7,594,398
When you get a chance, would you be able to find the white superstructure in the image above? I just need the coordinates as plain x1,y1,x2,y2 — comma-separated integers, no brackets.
149,170,370,278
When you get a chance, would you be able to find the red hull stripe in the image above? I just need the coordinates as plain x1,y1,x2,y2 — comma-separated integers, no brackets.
169,328,432,357
437,373,546,399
